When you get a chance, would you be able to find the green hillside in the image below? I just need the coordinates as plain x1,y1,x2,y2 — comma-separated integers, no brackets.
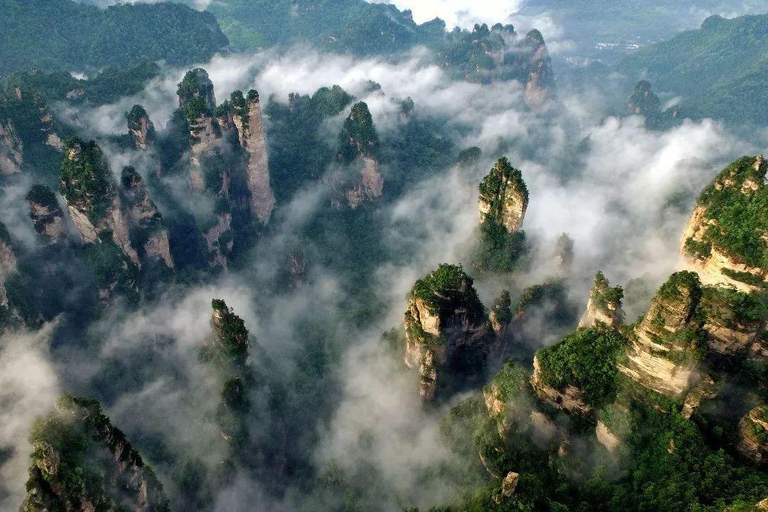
0,0,228,76
616,13,768,125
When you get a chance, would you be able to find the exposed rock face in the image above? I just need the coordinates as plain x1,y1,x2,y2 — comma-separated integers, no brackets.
60,138,140,265
596,420,621,451
0,226,16,308
127,105,156,151
479,157,529,234
231,90,276,224
522,29,554,109
331,102,383,209
26,185,67,243
403,264,487,400
20,394,169,512
579,272,624,329
0,118,23,175
489,290,512,336
531,355,592,414
501,472,520,497
203,213,233,269
178,69,224,191
619,272,703,398
120,167,174,268
699,286,767,358
737,406,768,465
681,156,768,292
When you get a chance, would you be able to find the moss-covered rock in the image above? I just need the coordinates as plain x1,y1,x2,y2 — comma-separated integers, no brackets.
20,393,169,512
578,271,624,329
682,155,768,291
404,264,488,400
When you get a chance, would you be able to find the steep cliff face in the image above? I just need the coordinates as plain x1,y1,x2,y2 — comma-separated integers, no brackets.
479,157,529,234
203,300,255,463
522,29,554,109
533,326,627,414
404,264,487,400
25,184,67,243
619,272,704,399
437,24,554,108
127,105,156,151
330,102,383,209
699,286,767,358
0,223,16,308
59,138,140,265
0,118,23,175
489,290,512,336
230,90,275,224
120,167,174,268
681,156,768,292
203,213,232,269
578,272,624,329
20,394,169,512
737,406,768,465
177,69,222,191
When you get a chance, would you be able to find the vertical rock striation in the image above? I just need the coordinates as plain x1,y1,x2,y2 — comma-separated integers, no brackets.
479,157,529,234
231,90,275,224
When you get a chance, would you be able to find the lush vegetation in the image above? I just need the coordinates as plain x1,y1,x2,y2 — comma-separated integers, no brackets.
337,101,380,164
59,137,115,222
475,158,530,272
691,157,768,270
536,327,628,408
590,271,624,312
0,0,227,77
207,0,444,53
617,13,768,126
410,263,486,327
5,62,160,106
205,299,250,370
24,393,169,512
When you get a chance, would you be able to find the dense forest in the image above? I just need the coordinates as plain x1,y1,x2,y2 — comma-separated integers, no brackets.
3,1,768,512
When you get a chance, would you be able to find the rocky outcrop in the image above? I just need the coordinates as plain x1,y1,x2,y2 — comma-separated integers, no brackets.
120,167,173,268
0,224,16,308
330,102,383,209
628,80,661,117
26,184,67,243
490,290,512,336
479,157,528,234
578,272,624,329
699,286,767,358
178,69,224,191
404,264,487,400
554,233,574,274
20,394,169,512
60,138,140,265
0,118,23,175
596,420,621,451
127,105,156,151
681,156,768,292
619,272,703,398
737,406,768,465
522,29,554,109
203,213,233,269
531,355,592,415
231,90,276,224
